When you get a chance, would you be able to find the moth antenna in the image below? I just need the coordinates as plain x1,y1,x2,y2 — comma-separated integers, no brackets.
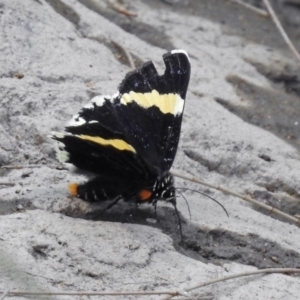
176,189,192,220
176,187,229,217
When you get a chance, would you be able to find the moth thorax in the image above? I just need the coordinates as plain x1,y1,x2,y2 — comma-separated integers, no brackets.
153,175,175,202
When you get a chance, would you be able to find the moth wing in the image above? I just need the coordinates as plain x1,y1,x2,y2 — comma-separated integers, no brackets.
51,95,150,180
51,50,190,181
113,50,190,177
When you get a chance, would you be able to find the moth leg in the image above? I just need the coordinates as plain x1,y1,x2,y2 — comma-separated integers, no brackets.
153,200,160,223
103,196,122,211
171,201,183,243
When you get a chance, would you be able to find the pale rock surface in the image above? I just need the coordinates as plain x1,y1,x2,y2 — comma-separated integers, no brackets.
0,0,300,299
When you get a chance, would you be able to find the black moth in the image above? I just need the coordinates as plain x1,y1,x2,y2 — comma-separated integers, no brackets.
51,50,190,229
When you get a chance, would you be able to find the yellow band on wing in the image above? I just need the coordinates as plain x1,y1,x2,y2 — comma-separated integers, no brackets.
121,90,184,115
77,135,136,153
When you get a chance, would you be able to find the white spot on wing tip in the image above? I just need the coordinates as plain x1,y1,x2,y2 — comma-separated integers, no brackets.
91,95,112,106
56,142,77,170
67,114,86,127
174,95,184,115
83,102,94,109
50,132,74,164
50,131,65,139
171,49,189,60
53,139,70,163
57,149,70,163
67,95,114,127
112,92,120,101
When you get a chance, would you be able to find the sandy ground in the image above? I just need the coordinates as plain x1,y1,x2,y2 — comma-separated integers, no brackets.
1,0,300,299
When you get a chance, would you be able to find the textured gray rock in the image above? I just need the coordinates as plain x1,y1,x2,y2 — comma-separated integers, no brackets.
1,0,300,299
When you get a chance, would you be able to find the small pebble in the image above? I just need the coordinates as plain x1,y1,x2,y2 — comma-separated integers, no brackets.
271,256,279,263
146,218,157,224
17,204,24,211
22,170,33,178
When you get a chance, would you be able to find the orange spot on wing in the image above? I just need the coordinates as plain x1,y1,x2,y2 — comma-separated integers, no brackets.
138,189,152,201
68,183,79,196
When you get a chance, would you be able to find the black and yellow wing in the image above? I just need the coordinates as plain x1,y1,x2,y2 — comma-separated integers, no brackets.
51,50,190,189
113,49,190,177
